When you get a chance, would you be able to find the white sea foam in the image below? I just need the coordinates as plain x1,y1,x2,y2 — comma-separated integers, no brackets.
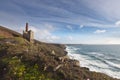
66,46,120,79
105,60,120,69
88,52,104,56
88,66,120,79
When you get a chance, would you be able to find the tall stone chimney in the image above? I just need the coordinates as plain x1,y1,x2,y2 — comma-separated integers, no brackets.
26,23,28,32
23,23,34,43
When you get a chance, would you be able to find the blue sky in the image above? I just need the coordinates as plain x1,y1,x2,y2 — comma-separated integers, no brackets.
1,0,120,44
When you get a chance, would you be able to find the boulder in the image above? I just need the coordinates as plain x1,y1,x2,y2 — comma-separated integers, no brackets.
58,55,69,62
54,64,63,71
51,50,55,55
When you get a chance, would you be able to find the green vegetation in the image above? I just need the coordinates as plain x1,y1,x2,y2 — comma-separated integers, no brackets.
0,36,5,39
0,25,118,80
1,56,52,80
0,37,62,80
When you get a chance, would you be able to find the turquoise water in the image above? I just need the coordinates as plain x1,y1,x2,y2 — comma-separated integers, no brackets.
66,44,120,79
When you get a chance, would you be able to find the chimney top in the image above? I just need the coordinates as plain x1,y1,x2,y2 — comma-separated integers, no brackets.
26,23,28,32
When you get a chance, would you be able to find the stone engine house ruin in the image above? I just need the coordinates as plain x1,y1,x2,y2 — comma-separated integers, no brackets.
23,23,34,43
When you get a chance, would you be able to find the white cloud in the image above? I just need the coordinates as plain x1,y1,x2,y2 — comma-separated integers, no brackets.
90,37,120,44
105,38,120,44
94,29,106,34
80,25,84,28
29,26,38,33
28,24,61,43
1,0,119,29
115,21,120,26
67,25,72,30
83,0,120,21
51,35,60,40
68,36,73,41
44,23,56,31
46,35,60,42
19,23,60,43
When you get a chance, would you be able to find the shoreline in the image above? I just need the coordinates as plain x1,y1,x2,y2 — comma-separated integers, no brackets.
0,25,119,80
65,45,120,79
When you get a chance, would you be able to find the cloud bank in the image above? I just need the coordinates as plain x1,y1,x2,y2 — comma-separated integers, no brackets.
1,0,120,44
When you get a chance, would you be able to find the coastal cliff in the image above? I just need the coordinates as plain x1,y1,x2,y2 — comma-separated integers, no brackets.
0,26,119,80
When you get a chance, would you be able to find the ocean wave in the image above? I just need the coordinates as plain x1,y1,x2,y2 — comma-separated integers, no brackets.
66,46,120,79
105,60,120,70
87,52,104,56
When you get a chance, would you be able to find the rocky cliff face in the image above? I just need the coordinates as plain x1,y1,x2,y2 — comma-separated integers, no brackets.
0,26,119,80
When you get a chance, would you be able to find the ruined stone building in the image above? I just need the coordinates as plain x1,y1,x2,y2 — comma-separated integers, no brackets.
23,23,34,43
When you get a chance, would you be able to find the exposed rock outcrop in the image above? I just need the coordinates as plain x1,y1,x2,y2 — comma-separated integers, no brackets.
0,25,118,80
58,55,69,62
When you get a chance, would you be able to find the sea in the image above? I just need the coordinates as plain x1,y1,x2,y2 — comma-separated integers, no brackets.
66,44,120,79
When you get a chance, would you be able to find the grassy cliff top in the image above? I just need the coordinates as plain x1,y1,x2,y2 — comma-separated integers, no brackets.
0,26,118,80
0,26,22,38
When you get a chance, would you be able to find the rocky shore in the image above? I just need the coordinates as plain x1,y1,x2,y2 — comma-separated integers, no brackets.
0,38,119,80
0,26,119,80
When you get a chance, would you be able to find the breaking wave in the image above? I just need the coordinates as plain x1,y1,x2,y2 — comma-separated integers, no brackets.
66,45,120,79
